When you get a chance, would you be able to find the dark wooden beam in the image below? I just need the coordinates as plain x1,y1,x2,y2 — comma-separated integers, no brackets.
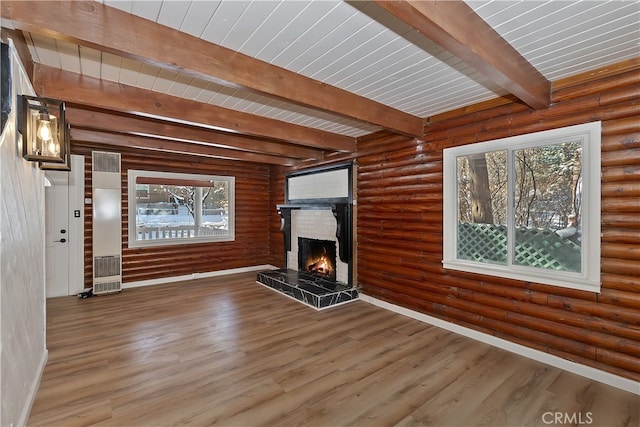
70,128,297,166
1,0,424,137
66,108,325,160
34,64,355,152
374,0,551,110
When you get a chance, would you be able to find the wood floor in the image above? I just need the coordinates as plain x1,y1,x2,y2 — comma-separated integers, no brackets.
29,271,638,427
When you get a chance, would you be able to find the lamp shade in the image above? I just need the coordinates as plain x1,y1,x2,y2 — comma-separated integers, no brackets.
39,123,72,171
17,95,67,163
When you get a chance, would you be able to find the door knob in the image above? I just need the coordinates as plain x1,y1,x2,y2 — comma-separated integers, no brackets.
60,229,67,234
54,238,67,243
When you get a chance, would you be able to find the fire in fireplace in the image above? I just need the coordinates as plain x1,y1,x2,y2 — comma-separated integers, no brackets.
298,237,337,281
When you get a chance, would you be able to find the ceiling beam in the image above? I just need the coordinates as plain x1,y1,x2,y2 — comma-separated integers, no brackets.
34,64,355,152
374,0,551,110
70,128,297,166
1,0,424,137
66,108,325,160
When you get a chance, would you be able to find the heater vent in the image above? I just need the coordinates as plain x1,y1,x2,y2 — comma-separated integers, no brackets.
94,281,122,295
92,151,121,173
94,255,121,278
92,150,122,295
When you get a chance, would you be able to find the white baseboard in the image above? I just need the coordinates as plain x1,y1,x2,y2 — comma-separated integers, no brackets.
19,349,48,427
123,265,277,289
359,294,640,395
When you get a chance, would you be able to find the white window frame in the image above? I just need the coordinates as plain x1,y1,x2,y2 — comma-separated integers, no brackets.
443,122,601,293
128,170,235,248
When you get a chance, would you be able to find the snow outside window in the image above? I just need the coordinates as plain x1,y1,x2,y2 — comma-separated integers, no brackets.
127,170,235,248
442,122,601,292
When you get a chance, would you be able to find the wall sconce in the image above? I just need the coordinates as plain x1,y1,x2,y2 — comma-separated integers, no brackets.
17,95,68,163
39,124,71,171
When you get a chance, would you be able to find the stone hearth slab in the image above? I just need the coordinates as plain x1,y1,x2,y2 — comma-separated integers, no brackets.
257,269,358,310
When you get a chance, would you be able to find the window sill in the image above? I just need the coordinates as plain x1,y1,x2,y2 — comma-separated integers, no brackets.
129,235,234,249
442,260,600,294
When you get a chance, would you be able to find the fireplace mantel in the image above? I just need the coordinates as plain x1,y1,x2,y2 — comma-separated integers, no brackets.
277,203,351,263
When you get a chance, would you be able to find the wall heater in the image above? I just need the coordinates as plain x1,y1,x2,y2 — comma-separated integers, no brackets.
92,151,122,294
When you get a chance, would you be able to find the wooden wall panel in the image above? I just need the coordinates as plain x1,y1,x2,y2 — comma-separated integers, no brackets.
353,68,640,381
72,144,272,285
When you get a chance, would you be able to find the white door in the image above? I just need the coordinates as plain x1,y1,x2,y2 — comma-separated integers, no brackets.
45,171,70,297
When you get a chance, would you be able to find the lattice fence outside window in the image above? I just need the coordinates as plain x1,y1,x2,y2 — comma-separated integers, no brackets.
457,223,581,272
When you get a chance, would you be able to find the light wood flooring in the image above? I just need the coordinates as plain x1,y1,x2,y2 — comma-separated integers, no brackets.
29,271,638,427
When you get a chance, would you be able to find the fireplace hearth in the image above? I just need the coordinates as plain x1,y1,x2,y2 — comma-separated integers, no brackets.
257,269,358,310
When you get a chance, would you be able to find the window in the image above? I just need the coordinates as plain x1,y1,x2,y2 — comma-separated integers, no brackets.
128,170,234,248
443,122,601,292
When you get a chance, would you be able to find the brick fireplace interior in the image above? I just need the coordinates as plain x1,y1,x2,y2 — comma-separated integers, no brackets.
298,237,337,281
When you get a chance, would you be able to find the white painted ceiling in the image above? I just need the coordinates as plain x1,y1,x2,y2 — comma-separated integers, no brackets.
21,0,640,138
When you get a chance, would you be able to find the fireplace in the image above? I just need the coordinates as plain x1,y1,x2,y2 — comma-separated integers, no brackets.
256,207,357,310
256,163,358,310
298,237,336,281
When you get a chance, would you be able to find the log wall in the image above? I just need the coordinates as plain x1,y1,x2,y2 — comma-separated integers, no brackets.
355,66,640,381
72,143,273,285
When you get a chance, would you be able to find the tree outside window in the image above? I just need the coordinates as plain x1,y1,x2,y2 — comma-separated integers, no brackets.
443,122,601,292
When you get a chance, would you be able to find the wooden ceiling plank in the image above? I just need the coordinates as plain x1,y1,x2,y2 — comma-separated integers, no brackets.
66,107,325,160
70,128,297,166
34,64,354,152
1,0,424,137
374,0,551,110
